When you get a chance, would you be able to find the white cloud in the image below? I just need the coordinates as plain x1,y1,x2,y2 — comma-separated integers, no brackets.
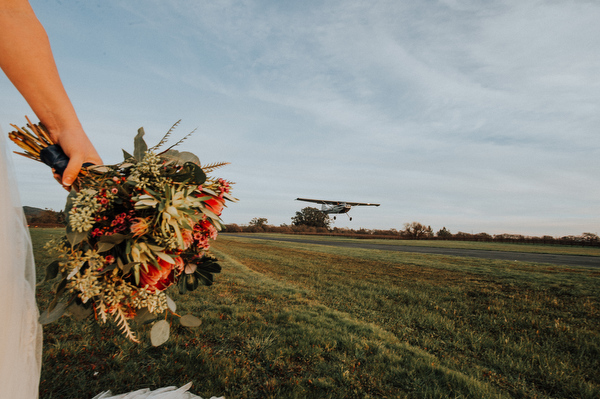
1,0,598,236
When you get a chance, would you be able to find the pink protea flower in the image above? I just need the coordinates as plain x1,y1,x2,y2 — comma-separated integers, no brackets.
197,220,218,240
130,217,150,237
181,229,194,250
173,256,184,274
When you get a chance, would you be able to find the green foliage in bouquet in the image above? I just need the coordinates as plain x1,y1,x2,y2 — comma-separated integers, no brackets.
15,121,236,345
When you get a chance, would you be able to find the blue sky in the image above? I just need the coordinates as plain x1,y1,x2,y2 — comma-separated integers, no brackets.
1,0,599,237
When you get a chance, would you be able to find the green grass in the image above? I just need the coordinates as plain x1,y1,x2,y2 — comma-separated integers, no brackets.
31,229,599,398
234,232,600,256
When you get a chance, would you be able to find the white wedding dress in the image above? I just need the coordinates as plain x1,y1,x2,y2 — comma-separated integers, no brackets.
0,128,44,399
0,129,223,399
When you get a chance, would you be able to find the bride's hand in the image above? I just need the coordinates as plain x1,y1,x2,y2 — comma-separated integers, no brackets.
48,125,103,188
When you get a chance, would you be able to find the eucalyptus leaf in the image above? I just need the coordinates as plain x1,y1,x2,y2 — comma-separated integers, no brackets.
98,264,117,274
66,230,88,247
134,307,157,325
180,314,202,328
97,233,127,252
169,162,206,185
161,149,201,166
43,260,60,283
133,127,148,161
99,233,127,244
97,241,116,252
67,302,93,321
166,295,177,313
39,301,68,324
53,278,68,301
151,320,170,347
184,263,197,274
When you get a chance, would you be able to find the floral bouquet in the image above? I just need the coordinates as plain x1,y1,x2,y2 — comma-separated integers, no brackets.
8,118,236,345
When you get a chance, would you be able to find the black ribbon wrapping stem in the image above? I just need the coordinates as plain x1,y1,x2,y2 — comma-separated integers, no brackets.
39,144,94,176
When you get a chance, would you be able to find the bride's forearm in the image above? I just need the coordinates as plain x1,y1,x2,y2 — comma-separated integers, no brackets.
0,0,102,186
0,0,81,134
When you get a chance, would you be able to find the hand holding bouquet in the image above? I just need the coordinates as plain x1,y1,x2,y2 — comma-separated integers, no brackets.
9,119,236,345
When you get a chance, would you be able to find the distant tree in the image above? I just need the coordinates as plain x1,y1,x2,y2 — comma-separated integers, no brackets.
403,222,433,239
57,210,66,225
248,218,269,232
26,208,64,226
292,207,331,229
436,226,452,238
582,232,599,242
475,232,492,241
224,223,243,232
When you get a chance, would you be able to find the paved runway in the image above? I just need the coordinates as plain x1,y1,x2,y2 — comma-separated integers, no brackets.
223,234,600,268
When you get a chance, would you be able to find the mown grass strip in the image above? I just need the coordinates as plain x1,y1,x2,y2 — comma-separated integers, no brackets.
237,233,600,256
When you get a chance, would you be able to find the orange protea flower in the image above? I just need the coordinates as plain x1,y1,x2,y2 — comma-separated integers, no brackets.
130,217,150,237
204,197,224,216
139,258,175,292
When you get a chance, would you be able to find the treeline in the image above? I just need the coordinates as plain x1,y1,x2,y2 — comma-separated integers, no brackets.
23,206,65,227
224,220,600,248
26,207,599,248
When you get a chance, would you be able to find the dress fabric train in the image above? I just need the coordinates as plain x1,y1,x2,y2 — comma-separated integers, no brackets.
92,382,223,399
0,128,43,399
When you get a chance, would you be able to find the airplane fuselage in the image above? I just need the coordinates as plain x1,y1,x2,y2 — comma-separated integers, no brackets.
322,204,352,214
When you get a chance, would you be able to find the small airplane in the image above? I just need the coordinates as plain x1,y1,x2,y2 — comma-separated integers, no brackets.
296,197,380,221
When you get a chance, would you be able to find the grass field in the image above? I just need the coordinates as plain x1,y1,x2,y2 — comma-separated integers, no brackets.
233,233,600,256
31,229,599,398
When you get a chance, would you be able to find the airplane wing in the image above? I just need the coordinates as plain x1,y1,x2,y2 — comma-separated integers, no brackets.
296,198,380,206
296,197,339,204
343,201,380,207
